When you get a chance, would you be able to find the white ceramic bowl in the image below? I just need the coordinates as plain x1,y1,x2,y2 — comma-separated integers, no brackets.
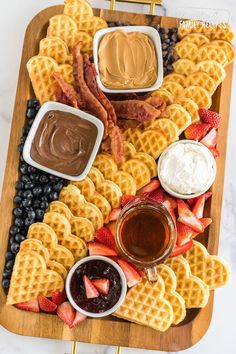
157,140,217,199
23,102,104,181
65,256,127,318
93,26,163,93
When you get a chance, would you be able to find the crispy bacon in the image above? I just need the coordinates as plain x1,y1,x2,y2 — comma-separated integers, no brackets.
117,118,142,130
109,125,125,165
53,72,79,108
111,100,161,122
144,96,166,112
53,85,71,105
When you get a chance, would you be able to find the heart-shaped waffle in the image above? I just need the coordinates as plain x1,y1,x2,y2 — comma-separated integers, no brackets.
181,33,210,47
88,167,104,187
196,60,226,85
64,0,93,28
93,154,118,179
156,264,186,325
121,158,151,190
196,44,228,66
145,118,179,143
176,97,200,123
165,104,192,134
175,41,198,61
151,88,174,105
134,152,157,178
114,276,174,332
173,59,197,76
181,86,212,109
183,241,230,289
110,170,137,196
163,73,186,86
123,141,137,160
7,250,64,305
94,180,122,209
39,37,72,64
161,81,184,100
20,239,50,262
165,256,209,308
27,223,74,270
210,40,235,64
184,71,216,95
47,260,67,280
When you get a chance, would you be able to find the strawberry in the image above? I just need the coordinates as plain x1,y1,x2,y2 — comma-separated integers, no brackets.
107,221,116,236
176,221,197,246
83,275,99,299
117,259,141,287
163,200,176,223
200,217,212,229
95,227,115,249
121,258,145,277
209,147,220,158
121,195,137,207
163,195,177,209
149,187,165,203
177,200,204,233
185,123,211,140
137,179,160,195
52,290,67,305
56,301,75,327
198,109,221,128
38,295,57,313
200,128,218,148
170,239,193,257
192,194,205,219
70,311,87,328
88,242,117,256
109,207,121,221
15,299,39,313
187,192,212,207
92,278,110,294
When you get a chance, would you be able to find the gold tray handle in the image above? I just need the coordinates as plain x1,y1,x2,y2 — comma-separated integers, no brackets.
70,342,121,354
109,0,164,15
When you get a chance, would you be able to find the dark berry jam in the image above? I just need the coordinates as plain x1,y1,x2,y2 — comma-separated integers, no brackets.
70,260,122,313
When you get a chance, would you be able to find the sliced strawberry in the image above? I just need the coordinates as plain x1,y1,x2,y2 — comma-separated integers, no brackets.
137,179,160,195
108,255,120,263
70,311,87,328
92,278,110,295
209,147,220,158
56,301,75,327
176,221,197,246
121,195,137,207
163,200,176,223
107,221,116,236
121,258,145,277
164,195,177,209
88,242,117,256
15,299,39,313
38,295,57,313
109,207,121,221
83,275,99,299
117,259,141,287
200,217,212,229
188,191,212,207
185,123,211,140
177,200,204,233
149,187,165,203
198,109,221,128
52,290,67,305
192,194,205,219
200,128,218,148
170,239,193,257
95,227,115,249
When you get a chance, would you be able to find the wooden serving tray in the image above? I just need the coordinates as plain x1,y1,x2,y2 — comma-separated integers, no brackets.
0,5,233,351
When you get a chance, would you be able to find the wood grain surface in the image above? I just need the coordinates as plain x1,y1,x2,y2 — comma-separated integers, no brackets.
0,5,233,351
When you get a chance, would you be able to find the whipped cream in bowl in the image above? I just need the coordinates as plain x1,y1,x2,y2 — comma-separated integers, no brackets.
158,140,216,199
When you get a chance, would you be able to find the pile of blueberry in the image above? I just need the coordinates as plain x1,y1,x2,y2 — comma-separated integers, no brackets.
157,26,179,76
2,99,66,290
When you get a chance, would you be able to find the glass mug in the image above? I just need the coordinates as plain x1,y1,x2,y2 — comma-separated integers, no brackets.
115,197,176,281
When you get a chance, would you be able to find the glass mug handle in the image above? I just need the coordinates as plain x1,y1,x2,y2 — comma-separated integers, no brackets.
145,267,158,282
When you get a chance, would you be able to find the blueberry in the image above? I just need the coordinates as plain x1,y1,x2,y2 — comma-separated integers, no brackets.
49,175,60,183
25,206,33,212
2,279,10,289
33,199,41,208
20,136,27,144
13,207,24,217
18,143,24,153
17,190,24,197
25,181,34,189
32,186,42,196
22,198,32,207
39,174,49,183
15,234,26,243
27,165,36,173
3,269,12,278
35,209,44,220
20,155,25,162
6,259,15,269
15,181,24,190
14,218,24,227
23,190,33,199
43,184,52,195
25,218,34,227
21,174,30,183
41,196,48,202
26,108,36,119
49,191,59,201
27,210,35,220
23,125,31,135
10,225,20,235
53,182,64,192
20,163,28,174
27,98,38,108
5,251,14,261
9,236,15,245
28,119,34,127
40,201,49,210
13,195,22,204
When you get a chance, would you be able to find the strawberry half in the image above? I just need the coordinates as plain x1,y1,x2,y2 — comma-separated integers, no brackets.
109,207,121,221
15,299,39,313
149,187,165,203
209,147,220,158
198,108,221,128
163,200,176,223
200,217,212,229
121,195,137,207
83,275,99,299
177,200,204,233
185,123,211,140
56,301,75,327
176,221,197,246
192,194,205,219
117,259,141,287
170,239,193,257
70,311,87,328
92,278,110,295
164,195,177,209
95,227,115,249
121,258,145,277
200,128,218,148
188,192,212,207
137,179,160,195
52,290,67,305
88,242,117,256
38,295,57,313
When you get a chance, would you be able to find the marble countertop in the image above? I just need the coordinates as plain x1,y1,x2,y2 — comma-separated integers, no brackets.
0,0,235,353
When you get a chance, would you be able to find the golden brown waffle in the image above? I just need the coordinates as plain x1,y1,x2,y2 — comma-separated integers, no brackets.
20,239,50,262
110,171,137,196
196,44,228,66
210,40,235,64
145,118,179,143
7,250,64,305
196,60,226,85
95,180,122,209
121,158,151,190
173,59,197,76
27,223,74,270
47,260,67,280
181,33,210,47
165,256,209,308
166,104,192,134
184,71,216,95
39,37,72,64
123,141,136,160
210,25,234,42
64,0,93,29
183,241,231,289
83,16,108,37
161,81,184,100
175,41,198,61
163,73,186,86
114,276,174,331
88,167,104,187
151,88,174,105
177,20,205,38
156,264,186,325
181,85,212,109
43,212,88,261
93,154,118,180
176,97,200,123
49,200,74,220
72,177,95,199
134,152,157,178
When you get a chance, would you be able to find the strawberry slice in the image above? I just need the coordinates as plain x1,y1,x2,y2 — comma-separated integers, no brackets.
176,221,197,246
192,194,205,219
170,239,193,257
163,200,176,223
200,217,212,229
137,179,160,195
117,259,141,287
200,128,218,148
121,258,145,277
188,191,212,207
15,299,39,313
95,227,115,249
185,123,211,140
209,147,220,158
88,242,117,256
83,275,99,299
38,295,57,313
56,301,75,327
177,200,204,233
109,207,121,221
149,187,165,203
121,195,137,207
164,195,177,209
52,290,67,305
92,278,110,294
198,109,221,128
70,311,87,328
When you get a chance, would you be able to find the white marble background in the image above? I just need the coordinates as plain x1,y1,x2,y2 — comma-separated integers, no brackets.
0,0,235,353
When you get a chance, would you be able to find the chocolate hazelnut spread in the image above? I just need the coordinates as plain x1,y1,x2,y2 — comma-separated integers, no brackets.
98,30,158,89
30,110,98,176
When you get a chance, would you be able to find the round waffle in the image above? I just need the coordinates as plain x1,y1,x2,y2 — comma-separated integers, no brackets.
210,40,235,64
181,85,212,109
184,71,216,95
175,41,198,61
163,73,186,86
161,81,184,100
176,97,200,123
134,152,157,178
195,44,228,66
181,33,210,47
166,104,192,134
173,59,197,76
151,88,174,105
110,171,137,196
146,118,179,143
123,141,136,160
88,167,104,187
196,60,226,85
93,154,118,180
121,158,151,190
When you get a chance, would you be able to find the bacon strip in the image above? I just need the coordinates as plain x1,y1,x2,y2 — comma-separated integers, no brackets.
53,85,71,105
111,100,161,122
53,72,80,108
109,125,125,165
117,118,142,130
144,96,166,112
